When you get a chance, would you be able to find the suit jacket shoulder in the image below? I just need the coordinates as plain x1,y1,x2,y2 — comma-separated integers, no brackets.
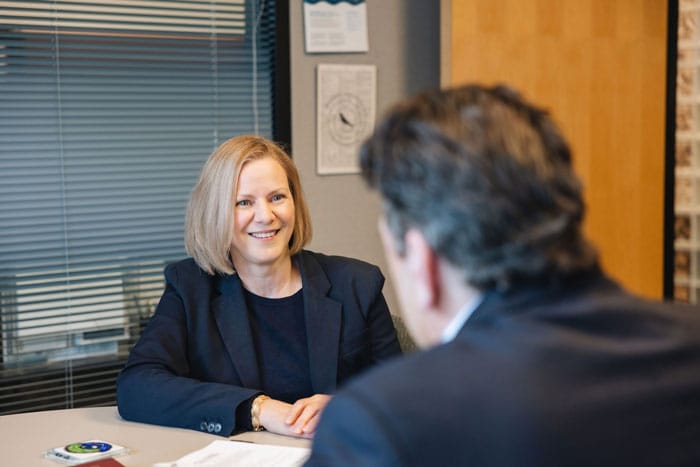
298,250,384,286
163,257,216,290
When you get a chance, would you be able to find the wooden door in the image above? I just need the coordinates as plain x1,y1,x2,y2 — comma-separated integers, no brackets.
441,0,669,298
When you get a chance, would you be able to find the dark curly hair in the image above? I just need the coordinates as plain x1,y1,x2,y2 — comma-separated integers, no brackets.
360,84,598,290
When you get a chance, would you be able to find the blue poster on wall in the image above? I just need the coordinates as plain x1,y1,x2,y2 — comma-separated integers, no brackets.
303,0,369,53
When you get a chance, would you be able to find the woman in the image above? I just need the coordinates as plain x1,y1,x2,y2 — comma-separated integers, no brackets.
116,135,401,438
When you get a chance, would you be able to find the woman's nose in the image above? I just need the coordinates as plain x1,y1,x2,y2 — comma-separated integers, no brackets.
254,201,274,222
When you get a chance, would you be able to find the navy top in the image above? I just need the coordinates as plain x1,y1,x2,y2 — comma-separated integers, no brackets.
244,288,314,403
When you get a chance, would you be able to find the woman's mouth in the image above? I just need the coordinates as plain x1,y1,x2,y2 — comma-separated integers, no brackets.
249,229,279,239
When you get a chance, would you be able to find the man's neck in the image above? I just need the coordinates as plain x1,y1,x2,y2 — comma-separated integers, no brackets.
432,259,482,344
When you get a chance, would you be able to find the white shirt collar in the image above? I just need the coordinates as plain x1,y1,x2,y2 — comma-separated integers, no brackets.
440,293,483,344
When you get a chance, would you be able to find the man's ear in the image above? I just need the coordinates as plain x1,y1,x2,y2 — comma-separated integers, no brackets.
403,229,440,310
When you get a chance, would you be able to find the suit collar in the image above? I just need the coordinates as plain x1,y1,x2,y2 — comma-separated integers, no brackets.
212,273,261,389
465,267,609,329
296,251,342,393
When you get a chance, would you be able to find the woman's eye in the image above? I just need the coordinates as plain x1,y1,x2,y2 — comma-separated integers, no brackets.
271,194,285,202
236,200,251,207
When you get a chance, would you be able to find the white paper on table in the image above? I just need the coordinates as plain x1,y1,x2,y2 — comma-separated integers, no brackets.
153,440,310,467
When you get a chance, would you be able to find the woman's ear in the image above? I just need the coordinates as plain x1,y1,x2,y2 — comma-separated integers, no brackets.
403,229,440,311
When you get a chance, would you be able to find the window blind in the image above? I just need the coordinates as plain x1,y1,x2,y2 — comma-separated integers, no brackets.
0,0,283,414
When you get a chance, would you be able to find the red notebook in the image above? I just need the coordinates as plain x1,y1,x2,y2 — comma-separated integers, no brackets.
75,458,125,467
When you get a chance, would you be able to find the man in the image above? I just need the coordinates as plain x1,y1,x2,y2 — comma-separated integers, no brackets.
305,84,700,466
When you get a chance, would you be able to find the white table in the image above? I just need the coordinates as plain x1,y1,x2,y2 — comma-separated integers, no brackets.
0,407,310,466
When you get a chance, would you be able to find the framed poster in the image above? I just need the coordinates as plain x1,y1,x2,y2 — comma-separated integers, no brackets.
316,64,376,175
303,0,369,53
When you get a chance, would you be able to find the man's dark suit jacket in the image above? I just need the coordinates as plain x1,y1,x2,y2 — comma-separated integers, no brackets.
306,269,700,467
116,250,401,436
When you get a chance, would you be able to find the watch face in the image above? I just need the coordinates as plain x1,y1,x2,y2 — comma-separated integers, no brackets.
324,93,369,146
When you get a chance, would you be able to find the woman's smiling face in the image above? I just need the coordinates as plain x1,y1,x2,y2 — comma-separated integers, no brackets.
230,156,295,270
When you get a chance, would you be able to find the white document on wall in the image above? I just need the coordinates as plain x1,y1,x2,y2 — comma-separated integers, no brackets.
153,440,310,467
316,63,376,175
303,0,369,53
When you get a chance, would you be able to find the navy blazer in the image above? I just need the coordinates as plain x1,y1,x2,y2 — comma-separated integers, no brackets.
306,270,700,467
117,250,401,436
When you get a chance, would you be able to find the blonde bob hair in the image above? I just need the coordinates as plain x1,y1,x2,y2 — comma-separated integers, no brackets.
185,135,312,275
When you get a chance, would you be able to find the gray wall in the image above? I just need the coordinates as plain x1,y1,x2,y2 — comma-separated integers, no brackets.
289,1,440,314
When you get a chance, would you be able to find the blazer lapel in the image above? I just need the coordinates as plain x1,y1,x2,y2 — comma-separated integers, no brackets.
298,252,342,394
212,274,261,389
